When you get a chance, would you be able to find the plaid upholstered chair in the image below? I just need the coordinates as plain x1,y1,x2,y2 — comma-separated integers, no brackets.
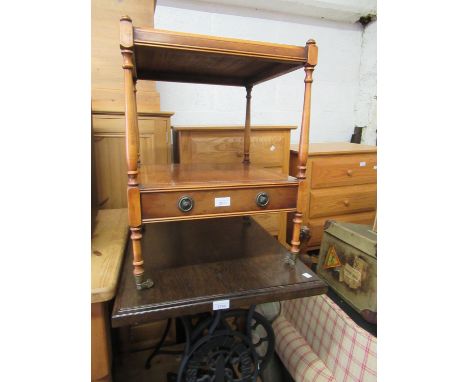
271,295,377,382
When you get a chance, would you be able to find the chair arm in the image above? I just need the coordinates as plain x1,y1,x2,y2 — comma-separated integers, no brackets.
273,315,337,382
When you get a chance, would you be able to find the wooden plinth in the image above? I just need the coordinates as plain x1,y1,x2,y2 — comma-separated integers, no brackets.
112,217,327,327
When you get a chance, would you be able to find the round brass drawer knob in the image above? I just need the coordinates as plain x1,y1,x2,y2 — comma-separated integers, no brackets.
347,169,353,176
344,199,350,206
256,192,270,207
178,196,194,212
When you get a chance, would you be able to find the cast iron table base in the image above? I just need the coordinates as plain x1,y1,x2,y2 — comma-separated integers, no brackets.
146,306,275,382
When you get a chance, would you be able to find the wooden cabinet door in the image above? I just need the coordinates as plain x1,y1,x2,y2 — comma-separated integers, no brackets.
92,114,170,209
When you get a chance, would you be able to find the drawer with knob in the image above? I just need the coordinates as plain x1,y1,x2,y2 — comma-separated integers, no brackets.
310,153,377,189
289,143,377,250
140,185,298,222
306,211,376,247
308,183,377,219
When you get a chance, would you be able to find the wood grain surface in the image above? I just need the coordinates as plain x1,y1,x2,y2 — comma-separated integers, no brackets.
288,143,377,251
177,130,287,169
92,113,173,209
112,217,327,327
119,16,318,281
174,125,297,239
91,209,128,304
306,211,376,247
173,125,296,131
92,302,112,382
131,27,308,86
138,163,298,191
290,142,377,156
308,184,377,218
309,153,377,189
141,185,297,222
92,0,159,112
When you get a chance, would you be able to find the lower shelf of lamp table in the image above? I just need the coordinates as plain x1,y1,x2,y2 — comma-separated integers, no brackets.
138,163,299,222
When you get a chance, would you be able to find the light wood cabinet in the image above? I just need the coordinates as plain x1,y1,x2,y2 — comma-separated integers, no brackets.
92,112,173,209
92,0,160,112
173,125,297,240
91,4,170,381
289,143,377,249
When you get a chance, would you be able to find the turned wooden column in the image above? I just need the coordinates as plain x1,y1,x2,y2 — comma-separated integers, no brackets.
120,16,153,290
243,85,253,164
289,39,317,263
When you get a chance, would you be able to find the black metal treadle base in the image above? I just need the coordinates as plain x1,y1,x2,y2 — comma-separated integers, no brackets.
145,306,275,382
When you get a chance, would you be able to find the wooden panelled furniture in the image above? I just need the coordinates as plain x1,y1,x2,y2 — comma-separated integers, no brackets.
289,143,377,250
92,0,160,112
92,3,170,380
119,16,318,291
91,0,174,210
91,209,128,382
112,217,327,325
92,111,173,209
173,125,296,240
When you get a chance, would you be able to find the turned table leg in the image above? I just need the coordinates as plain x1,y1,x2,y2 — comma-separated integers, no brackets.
288,40,317,264
130,226,154,290
121,17,154,290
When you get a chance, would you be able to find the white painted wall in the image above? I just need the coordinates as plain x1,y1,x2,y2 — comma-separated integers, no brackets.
356,20,377,145
190,0,377,23
154,0,373,144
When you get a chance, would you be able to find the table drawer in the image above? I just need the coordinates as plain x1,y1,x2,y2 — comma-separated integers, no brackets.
309,184,376,218
141,185,298,222
307,211,376,248
310,153,377,188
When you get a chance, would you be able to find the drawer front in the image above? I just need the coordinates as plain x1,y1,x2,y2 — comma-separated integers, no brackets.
307,211,376,248
310,153,377,188
141,185,298,222
309,184,376,218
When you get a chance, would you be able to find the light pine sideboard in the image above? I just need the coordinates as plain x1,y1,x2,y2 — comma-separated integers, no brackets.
92,111,173,209
289,143,377,250
173,125,297,241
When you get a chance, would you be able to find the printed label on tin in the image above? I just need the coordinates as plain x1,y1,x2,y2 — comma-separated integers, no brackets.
323,245,341,269
342,263,362,289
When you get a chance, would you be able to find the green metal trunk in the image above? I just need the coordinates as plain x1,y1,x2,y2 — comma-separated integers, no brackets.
317,220,377,323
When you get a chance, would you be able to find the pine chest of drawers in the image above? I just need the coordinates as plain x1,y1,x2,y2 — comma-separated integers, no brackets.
289,143,377,250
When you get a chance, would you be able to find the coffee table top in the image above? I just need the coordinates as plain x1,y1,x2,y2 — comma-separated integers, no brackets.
112,217,326,327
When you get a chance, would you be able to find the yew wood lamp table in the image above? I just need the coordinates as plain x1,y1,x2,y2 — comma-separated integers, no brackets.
119,16,318,290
